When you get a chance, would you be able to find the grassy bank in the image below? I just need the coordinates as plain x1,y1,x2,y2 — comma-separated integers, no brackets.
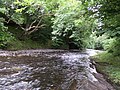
2,26,52,50
90,52,120,89
6,39,52,50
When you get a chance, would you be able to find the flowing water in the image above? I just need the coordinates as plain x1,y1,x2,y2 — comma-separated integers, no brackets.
0,49,115,90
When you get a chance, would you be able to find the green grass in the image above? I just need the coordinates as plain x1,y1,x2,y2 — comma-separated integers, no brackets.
91,52,120,85
5,26,52,50
7,39,42,50
106,66,120,84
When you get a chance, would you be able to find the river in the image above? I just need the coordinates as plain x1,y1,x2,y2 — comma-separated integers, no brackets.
0,49,115,90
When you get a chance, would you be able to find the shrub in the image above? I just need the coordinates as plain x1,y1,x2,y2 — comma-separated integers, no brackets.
0,18,14,49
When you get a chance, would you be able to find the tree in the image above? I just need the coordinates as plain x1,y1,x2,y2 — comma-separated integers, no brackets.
1,0,53,35
52,0,97,49
98,0,120,37
0,0,14,49
0,0,99,49
95,0,120,55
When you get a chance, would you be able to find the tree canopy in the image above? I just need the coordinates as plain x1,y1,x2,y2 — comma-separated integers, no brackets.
0,0,97,49
0,0,120,52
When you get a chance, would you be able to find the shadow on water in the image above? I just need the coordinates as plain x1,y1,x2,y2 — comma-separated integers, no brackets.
0,50,115,90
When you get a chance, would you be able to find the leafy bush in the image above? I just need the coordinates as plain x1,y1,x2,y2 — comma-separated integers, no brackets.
107,38,120,56
52,0,96,49
87,33,115,50
0,18,13,49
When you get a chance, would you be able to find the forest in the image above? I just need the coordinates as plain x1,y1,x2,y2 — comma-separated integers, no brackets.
0,0,120,89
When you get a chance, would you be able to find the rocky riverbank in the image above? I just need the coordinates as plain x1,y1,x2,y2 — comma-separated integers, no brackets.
88,49,120,90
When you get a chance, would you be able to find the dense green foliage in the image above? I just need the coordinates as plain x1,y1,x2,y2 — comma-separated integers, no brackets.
0,0,53,49
86,0,120,56
0,0,119,53
0,18,13,49
97,0,120,56
52,0,96,49
0,0,97,49
87,33,114,50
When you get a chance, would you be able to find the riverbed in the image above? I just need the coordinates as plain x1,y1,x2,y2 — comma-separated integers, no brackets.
0,49,115,90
